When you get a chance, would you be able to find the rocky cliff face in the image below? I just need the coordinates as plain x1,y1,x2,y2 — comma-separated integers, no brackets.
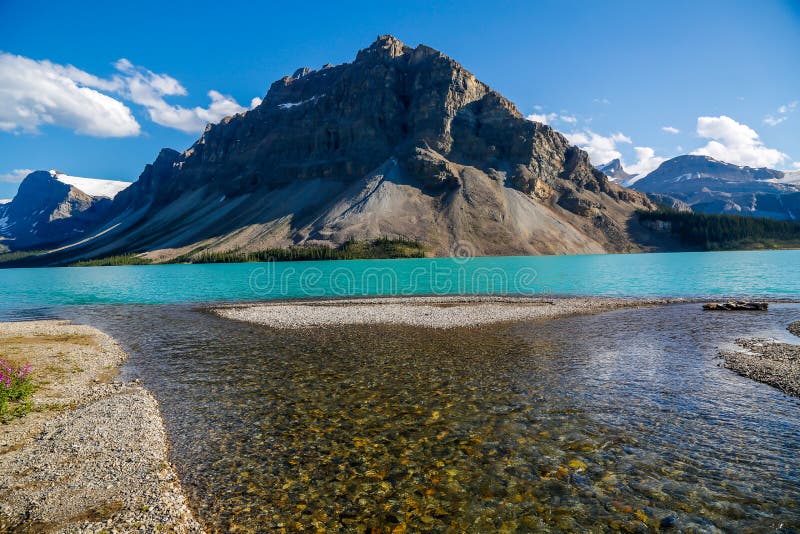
33,35,655,264
632,155,800,220
0,171,123,250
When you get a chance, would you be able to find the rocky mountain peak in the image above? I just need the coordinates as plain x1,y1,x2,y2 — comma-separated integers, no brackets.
355,34,412,62
23,36,656,264
596,158,635,185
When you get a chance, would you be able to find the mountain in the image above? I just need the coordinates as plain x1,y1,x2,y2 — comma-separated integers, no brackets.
0,170,131,250
631,155,800,220
16,35,655,265
596,159,636,185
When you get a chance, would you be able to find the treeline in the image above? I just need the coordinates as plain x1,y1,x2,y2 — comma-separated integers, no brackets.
638,209,800,250
0,250,43,264
171,237,427,264
70,253,153,267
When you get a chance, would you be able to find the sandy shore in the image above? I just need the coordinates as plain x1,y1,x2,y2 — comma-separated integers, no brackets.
0,320,203,533
721,321,800,398
214,295,680,328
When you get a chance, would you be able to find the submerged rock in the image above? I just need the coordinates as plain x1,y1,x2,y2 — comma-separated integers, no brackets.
659,515,677,529
702,301,768,311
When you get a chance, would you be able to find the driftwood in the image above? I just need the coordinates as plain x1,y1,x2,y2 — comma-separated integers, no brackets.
703,301,768,311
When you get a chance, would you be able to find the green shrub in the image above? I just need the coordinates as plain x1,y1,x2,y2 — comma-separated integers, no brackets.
0,359,34,422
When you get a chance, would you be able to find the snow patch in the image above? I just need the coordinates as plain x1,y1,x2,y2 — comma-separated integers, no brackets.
50,170,131,199
765,171,800,186
0,199,11,205
277,94,325,110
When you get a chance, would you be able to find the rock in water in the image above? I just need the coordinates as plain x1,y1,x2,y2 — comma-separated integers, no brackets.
25,35,655,265
659,515,677,529
702,301,768,311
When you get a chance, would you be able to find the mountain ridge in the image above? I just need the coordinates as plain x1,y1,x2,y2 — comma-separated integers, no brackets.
631,155,800,220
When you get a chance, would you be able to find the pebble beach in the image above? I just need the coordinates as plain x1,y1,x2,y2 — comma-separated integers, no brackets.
0,320,202,533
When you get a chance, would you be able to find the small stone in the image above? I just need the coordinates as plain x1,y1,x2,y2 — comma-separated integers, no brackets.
659,515,677,529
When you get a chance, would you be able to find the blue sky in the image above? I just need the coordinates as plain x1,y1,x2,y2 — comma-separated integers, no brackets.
1,0,799,198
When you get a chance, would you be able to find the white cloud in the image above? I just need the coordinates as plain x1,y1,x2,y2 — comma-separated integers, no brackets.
565,129,666,182
250,97,263,109
526,109,578,127
763,115,787,126
610,132,631,144
0,52,257,137
626,147,666,180
593,98,610,105
661,126,680,134
792,162,800,170
112,59,248,134
0,168,33,183
565,130,631,165
690,115,788,168
526,112,557,125
0,52,140,137
764,100,798,126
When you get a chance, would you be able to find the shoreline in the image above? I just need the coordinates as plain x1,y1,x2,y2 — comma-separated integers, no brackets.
0,320,203,533
721,321,800,398
213,295,689,329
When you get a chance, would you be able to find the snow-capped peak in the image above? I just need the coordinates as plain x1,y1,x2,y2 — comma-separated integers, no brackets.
49,170,131,199
0,199,11,205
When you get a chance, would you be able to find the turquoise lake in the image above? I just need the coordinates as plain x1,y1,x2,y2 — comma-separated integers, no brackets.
0,250,798,315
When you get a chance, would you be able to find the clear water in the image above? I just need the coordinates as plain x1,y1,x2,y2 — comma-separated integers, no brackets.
5,250,800,531
61,303,800,532
0,250,799,317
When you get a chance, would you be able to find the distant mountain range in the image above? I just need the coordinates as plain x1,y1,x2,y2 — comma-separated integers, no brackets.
2,35,656,265
0,171,130,250
598,155,800,220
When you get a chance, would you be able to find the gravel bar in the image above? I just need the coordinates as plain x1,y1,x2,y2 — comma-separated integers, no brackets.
214,295,680,329
721,320,800,398
0,320,203,533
